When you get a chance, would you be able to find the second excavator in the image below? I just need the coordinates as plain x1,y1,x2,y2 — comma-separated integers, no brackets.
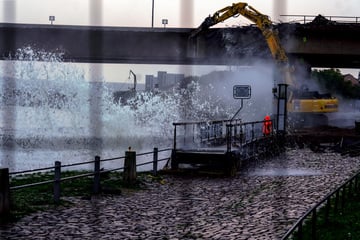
190,2,338,128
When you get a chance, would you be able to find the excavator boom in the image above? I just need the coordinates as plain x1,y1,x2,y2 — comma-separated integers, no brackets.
191,2,288,64
191,2,338,125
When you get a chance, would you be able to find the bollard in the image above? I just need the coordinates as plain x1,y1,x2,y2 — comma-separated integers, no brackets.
153,147,158,176
0,168,10,216
54,161,61,204
355,120,360,135
124,148,136,184
93,156,101,194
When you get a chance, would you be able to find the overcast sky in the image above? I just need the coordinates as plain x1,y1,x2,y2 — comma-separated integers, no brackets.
1,0,359,82
1,0,359,27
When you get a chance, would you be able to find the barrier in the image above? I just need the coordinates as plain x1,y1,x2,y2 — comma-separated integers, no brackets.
0,147,172,218
281,170,360,239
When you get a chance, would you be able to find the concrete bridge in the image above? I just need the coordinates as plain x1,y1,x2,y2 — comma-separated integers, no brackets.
1,21,360,68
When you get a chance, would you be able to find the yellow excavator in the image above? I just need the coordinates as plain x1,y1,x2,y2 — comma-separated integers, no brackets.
191,2,338,127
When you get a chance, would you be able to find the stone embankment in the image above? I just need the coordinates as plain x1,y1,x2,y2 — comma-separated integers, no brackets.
1,148,359,240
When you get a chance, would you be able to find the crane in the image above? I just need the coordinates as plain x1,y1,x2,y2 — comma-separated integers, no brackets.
128,70,137,91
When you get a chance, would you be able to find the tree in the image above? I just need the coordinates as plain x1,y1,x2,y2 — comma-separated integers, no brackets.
311,68,360,99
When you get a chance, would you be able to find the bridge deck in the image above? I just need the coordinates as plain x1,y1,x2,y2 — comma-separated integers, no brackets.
1,22,360,67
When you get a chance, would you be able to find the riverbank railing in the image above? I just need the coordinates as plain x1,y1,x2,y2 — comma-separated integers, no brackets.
0,147,172,215
173,118,274,153
281,169,360,240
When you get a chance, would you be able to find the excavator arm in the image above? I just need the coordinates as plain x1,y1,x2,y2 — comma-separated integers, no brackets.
191,2,293,87
191,2,339,123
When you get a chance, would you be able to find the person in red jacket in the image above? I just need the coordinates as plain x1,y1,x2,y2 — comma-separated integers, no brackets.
262,115,272,136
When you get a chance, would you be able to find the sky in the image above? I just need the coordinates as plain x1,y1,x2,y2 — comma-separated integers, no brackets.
1,0,359,82
1,0,359,27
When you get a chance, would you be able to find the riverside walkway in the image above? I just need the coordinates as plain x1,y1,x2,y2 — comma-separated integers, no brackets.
1,148,359,239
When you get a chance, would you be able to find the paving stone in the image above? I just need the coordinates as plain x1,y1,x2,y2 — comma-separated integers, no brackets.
1,148,359,239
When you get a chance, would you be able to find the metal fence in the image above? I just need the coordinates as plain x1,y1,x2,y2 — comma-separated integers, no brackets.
281,169,360,240
173,118,274,152
280,15,360,24
6,147,172,204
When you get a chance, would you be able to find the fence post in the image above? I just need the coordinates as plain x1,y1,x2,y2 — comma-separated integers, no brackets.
334,190,339,215
124,148,136,184
93,156,101,194
153,147,158,176
0,168,10,216
325,198,330,225
311,208,317,240
297,220,303,240
54,161,61,204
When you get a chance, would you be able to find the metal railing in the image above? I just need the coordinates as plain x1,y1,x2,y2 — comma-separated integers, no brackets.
6,147,172,203
173,118,274,153
280,15,360,24
281,169,360,240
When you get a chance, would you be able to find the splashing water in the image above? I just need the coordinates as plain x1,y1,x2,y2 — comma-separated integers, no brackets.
0,47,274,171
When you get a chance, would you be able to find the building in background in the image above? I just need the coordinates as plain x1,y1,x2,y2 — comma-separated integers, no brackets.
145,71,185,91
343,73,360,86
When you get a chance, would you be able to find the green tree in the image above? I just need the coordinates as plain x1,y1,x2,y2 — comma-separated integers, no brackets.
311,68,360,99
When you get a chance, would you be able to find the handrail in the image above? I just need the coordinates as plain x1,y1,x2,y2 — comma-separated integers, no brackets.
173,118,274,153
281,169,360,239
9,147,172,191
9,147,171,176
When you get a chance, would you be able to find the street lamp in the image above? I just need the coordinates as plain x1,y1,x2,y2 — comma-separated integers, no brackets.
162,19,168,28
151,0,154,28
49,15,55,25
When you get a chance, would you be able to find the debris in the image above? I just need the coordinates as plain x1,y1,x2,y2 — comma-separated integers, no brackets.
309,15,336,25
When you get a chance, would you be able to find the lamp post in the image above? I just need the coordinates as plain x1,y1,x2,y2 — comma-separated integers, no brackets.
162,19,168,28
151,0,154,28
276,83,288,134
49,15,55,25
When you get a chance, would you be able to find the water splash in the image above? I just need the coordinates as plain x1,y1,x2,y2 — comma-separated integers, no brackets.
0,47,274,171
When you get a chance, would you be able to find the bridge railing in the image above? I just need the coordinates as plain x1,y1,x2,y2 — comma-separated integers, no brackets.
280,14,360,24
173,118,273,152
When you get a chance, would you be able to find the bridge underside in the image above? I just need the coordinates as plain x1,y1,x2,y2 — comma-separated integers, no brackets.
0,23,360,68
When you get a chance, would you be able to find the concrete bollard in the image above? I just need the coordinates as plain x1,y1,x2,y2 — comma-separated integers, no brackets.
124,147,136,184
0,168,10,216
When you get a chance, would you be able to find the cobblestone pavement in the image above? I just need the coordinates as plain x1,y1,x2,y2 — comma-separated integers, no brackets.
1,148,360,240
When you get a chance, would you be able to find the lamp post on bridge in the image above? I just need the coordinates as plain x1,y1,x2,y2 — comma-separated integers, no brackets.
49,16,55,25
162,19,168,28
151,0,154,28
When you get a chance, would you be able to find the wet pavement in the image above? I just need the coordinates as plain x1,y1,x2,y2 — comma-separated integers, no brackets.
1,148,359,239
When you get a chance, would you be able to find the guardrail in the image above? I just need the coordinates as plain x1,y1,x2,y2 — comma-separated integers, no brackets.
0,147,172,215
173,118,274,152
280,14,360,24
281,169,360,240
